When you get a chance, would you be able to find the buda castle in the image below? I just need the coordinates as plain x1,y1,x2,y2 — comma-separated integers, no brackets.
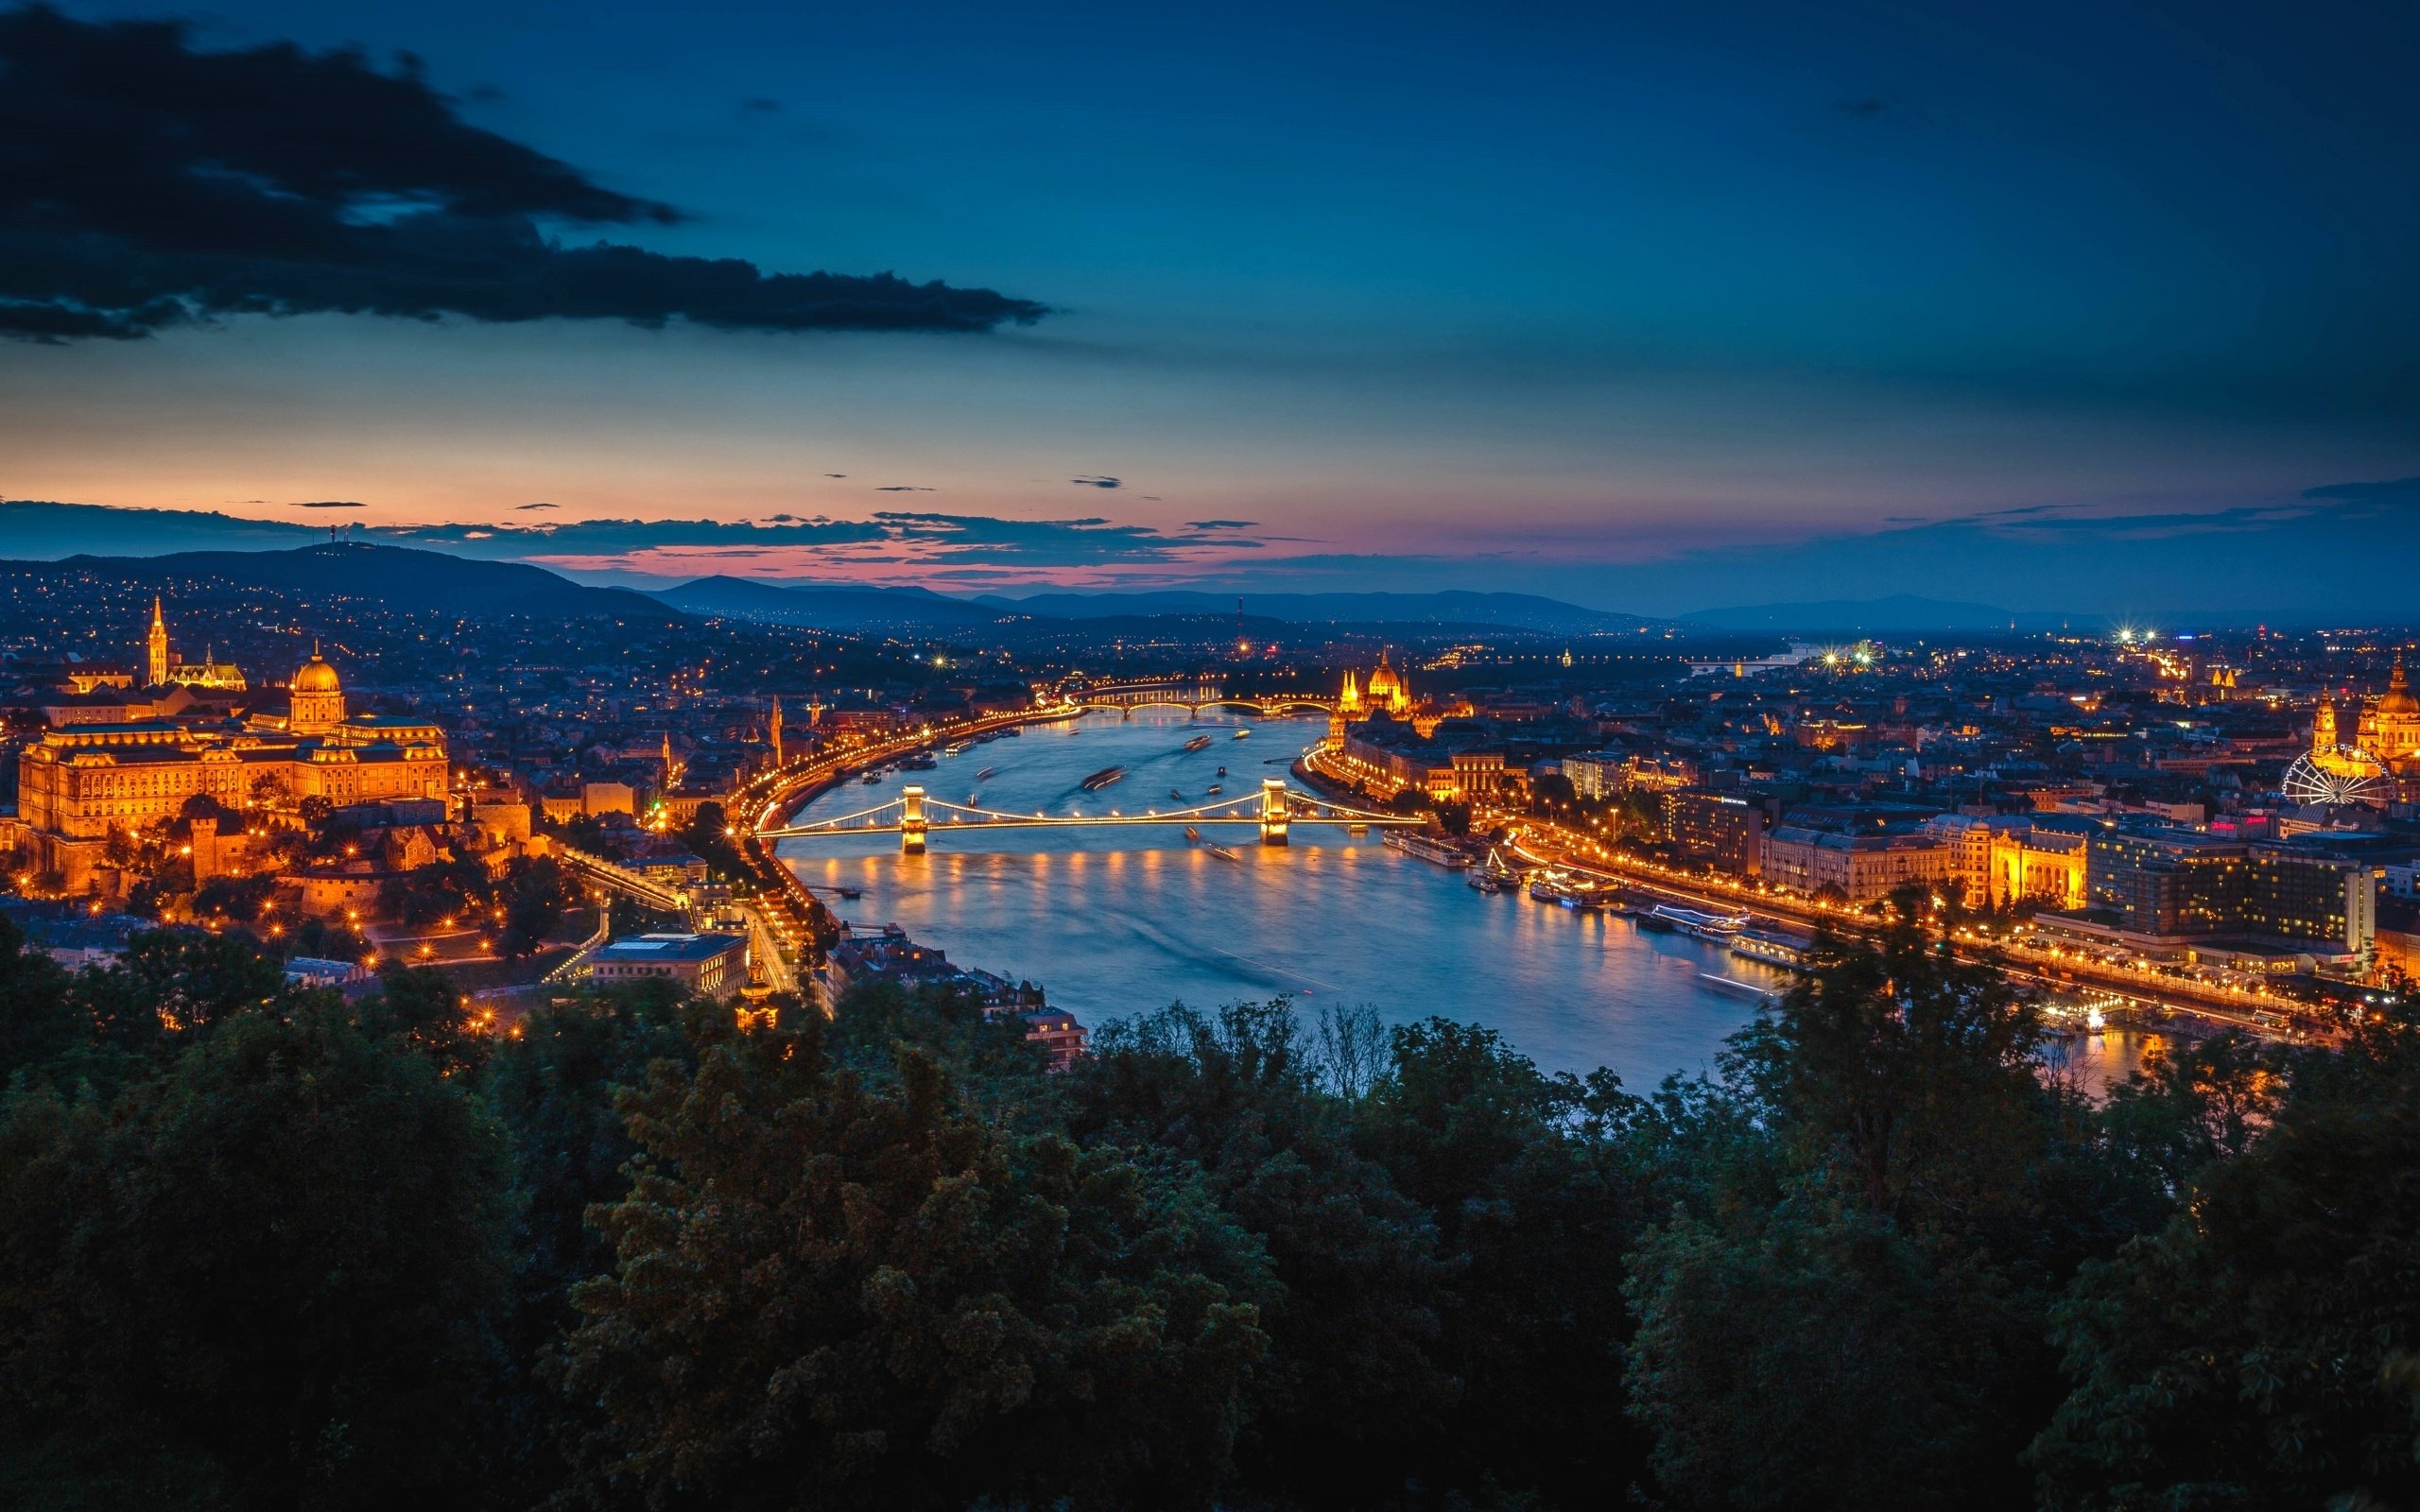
16,600,447,891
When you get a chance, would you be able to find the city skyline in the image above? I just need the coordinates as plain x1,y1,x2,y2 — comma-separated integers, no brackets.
6,1,2417,618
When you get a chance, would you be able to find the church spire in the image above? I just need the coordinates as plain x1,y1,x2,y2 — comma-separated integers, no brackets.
145,595,170,686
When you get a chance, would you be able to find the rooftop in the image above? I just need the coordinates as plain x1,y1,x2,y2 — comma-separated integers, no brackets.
594,932,746,962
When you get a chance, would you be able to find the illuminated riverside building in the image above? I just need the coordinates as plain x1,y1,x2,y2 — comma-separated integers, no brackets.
1925,814,2091,910
1759,826,1954,905
1322,647,1512,800
1327,649,1441,742
1660,790,1765,876
2070,825,2377,957
16,649,447,892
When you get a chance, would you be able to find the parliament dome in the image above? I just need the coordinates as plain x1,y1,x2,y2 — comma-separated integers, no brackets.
293,653,342,694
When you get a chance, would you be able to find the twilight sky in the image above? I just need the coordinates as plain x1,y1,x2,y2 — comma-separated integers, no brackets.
4,0,2417,617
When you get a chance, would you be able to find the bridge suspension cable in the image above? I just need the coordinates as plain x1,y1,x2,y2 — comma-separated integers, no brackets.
757,782,1411,843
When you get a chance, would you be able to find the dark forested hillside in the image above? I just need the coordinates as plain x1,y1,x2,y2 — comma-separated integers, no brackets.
0,894,2413,1510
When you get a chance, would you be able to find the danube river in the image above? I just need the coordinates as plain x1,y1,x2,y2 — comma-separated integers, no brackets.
777,711,2155,1091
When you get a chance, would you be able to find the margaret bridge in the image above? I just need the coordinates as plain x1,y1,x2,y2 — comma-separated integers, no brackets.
759,777,1416,852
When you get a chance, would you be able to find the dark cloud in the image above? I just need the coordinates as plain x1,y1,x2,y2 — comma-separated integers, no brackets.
874,485,936,491
1833,96,1892,118
2304,476,2420,503
1071,475,1122,489
823,472,847,478
282,500,365,508
737,96,782,119
1186,519,1255,530
514,501,559,510
0,7,1049,342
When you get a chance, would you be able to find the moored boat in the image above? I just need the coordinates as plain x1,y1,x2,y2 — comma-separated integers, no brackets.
1649,904,1750,940
1384,830,1474,868
1730,930,1809,969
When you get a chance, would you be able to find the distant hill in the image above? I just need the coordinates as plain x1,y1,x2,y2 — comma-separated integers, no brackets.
1682,594,2078,634
651,576,1020,632
32,543,671,621
976,589,1651,634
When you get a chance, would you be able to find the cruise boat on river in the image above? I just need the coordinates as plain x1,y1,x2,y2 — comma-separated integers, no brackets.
1648,904,1751,940
1232,728,1252,739
1184,734,1214,751
1080,765,1127,791
1527,869,1611,908
1384,830,1474,868
1729,930,1810,970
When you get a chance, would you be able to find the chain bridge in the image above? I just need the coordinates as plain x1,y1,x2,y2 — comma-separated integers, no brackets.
758,777,1414,852
1063,679,1335,716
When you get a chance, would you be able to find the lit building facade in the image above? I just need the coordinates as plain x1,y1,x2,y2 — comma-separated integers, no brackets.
17,650,446,892
1926,815,2091,910
588,932,751,1001
1759,826,1953,904
2301,654,2420,803
142,596,248,691
2081,826,2377,954
1661,789,1764,876
1327,649,1439,743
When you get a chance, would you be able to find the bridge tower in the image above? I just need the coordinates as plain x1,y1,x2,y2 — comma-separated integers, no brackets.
901,785,928,854
1258,778,1290,846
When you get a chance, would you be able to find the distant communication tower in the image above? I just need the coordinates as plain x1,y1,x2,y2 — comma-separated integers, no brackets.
2283,751,2388,808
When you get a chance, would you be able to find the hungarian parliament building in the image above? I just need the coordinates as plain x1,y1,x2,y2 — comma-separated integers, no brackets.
14,600,447,890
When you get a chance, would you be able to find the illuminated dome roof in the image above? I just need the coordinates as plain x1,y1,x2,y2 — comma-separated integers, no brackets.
293,652,342,694
1365,650,1401,696
2378,656,2418,717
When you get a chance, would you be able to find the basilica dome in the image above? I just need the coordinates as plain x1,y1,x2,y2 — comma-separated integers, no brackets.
2378,656,2418,717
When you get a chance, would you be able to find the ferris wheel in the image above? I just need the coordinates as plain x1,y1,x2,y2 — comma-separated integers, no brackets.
2283,751,2388,808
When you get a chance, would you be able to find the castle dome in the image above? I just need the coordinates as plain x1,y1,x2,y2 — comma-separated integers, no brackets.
293,652,342,694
